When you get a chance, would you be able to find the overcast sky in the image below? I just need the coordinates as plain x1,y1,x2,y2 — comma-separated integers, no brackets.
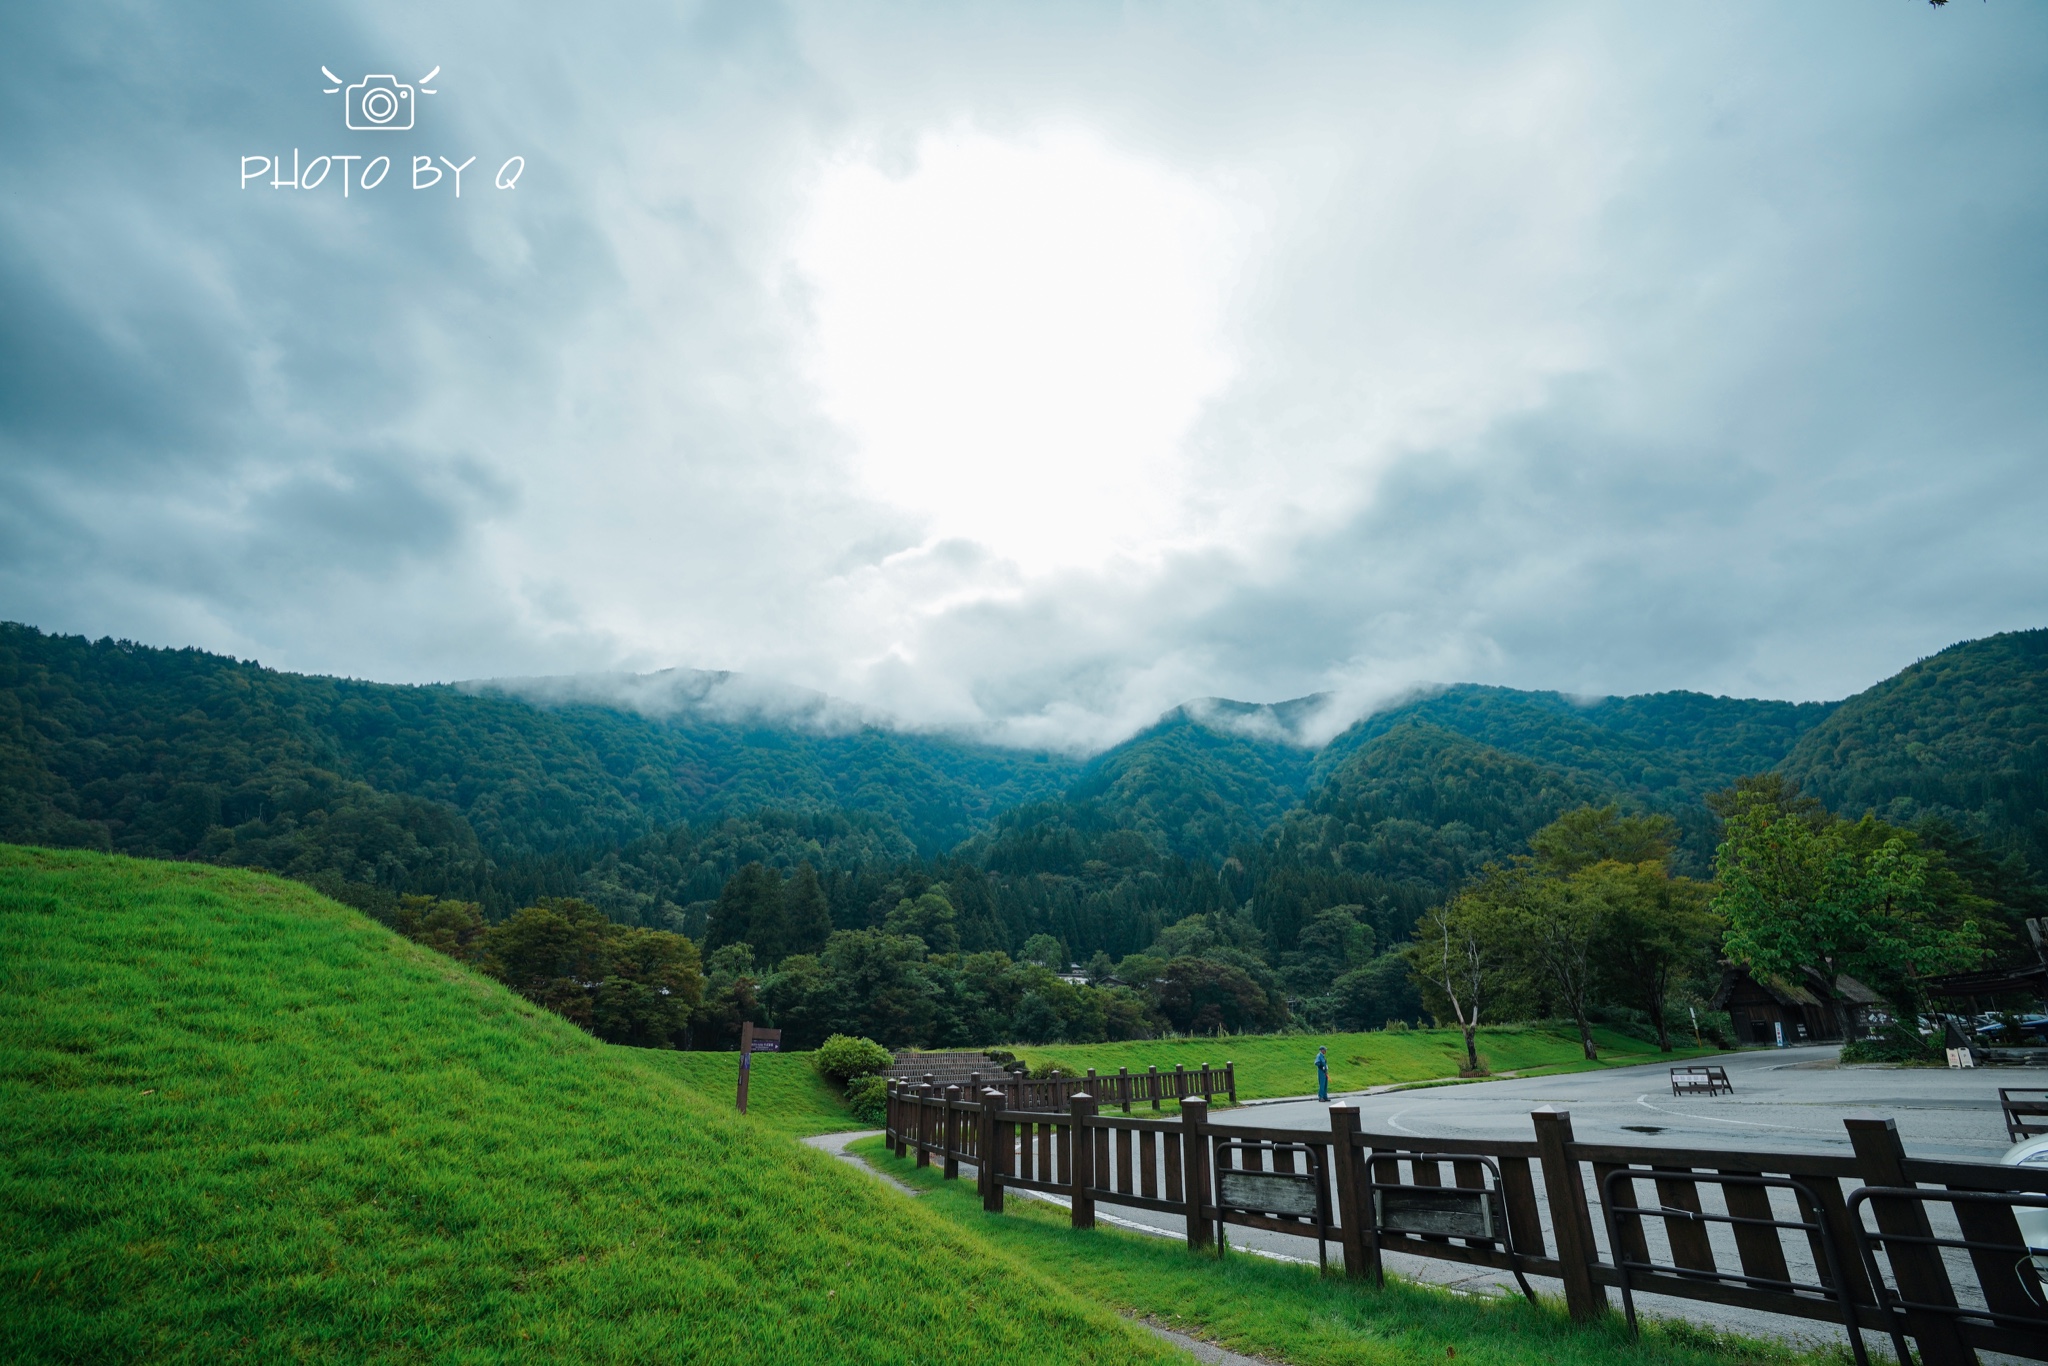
3,2,2044,750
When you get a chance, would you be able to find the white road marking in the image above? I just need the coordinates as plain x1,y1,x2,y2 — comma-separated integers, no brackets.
1632,1093,1817,1132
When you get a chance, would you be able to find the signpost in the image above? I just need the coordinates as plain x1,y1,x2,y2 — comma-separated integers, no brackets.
1213,1139,1332,1269
736,1022,782,1114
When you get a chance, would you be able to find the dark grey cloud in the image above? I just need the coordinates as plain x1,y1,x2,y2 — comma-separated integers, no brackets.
0,1,2044,745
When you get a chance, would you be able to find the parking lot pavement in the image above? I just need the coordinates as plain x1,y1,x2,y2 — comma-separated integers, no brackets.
1211,1044,2018,1161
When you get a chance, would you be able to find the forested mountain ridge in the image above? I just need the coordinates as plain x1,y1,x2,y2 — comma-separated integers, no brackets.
5,620,2043,967
1231,722,1605,953
0,624,1079,880
1312,685,1834,806
1064,704,1316,864
1781,628,2048,876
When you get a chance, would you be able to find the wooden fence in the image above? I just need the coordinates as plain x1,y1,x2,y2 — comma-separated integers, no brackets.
887,1062,1234,1115
883,1081,2048,1366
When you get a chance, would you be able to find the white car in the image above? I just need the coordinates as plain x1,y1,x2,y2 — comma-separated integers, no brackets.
2002,1134,2048,1279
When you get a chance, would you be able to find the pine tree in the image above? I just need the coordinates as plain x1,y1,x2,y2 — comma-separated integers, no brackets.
707,862,786,962
784,862,834,958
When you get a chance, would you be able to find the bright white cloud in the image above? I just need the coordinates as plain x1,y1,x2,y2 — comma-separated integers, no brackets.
2,1,2045,749
792,129,1250,570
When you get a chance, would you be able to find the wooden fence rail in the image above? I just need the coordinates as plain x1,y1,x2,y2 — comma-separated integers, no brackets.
887,1062,1234,1115
883,1081,2048,1366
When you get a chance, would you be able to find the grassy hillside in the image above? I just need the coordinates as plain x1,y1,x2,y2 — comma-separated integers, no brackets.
0,847,1170,1364
986,1024,1718,1104
634,1049,864,1138
1780,628,2048,876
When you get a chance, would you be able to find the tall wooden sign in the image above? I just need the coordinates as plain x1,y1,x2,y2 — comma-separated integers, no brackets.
735,1022,782,1114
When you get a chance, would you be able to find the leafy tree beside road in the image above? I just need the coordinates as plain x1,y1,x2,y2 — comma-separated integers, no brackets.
1407,806,1722,1067
1712,776,1984,1035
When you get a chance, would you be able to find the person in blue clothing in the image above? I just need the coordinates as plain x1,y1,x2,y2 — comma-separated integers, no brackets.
1315,1045,1329,1102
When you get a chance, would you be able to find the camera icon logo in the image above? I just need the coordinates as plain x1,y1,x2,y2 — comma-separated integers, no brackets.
322,66,438,131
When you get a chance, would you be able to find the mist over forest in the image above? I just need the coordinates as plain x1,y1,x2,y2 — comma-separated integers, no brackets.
6,620,2041,1053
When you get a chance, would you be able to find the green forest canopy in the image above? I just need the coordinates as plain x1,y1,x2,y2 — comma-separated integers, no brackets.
3,621,2043,993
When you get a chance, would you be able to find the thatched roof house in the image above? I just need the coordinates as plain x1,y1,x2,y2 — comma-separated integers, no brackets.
1709,965,1886,1045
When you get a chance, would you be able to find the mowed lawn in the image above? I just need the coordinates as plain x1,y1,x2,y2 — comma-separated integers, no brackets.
632,1048,864,1138
985,1024,1721,1105
854,1138,1836,1366
0,847,1173,1365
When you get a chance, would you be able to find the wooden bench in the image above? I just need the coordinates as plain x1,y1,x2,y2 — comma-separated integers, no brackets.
2001,1087,2048,1143
1670,1065,1733,1096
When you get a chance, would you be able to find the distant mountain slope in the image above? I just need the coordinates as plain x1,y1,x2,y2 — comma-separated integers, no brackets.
1235,722,1606,951
1780,629,2048,875
1304,684,1833,871
1064,703,1315,863
1313,684,1832,804
0,625,1079,882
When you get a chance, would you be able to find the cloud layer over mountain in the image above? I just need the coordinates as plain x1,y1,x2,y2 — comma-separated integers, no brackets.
3,1,2044,751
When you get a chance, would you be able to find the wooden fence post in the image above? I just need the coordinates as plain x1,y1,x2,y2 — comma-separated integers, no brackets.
884,1081,898,1154
737,1021,754,1114
1149,1065,1161,1110
980,1087,1006,1213
1845,1115,1976,1366
915,1083,932,1168
1226,1062,1236,1105
1070,1093,1098,1230
943,1085,961,1180
1182,1096,1213,1250
1531,1106,1607,1322
1329,1104,1377,1282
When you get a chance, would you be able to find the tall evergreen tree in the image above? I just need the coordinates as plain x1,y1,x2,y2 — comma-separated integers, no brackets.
745,865,789,966
784,862,833,958
707,862,785,962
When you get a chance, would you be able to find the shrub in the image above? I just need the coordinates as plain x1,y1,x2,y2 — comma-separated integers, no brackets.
844,1074,890,1124
814,1034,893,1085
1842,1029,1943,1065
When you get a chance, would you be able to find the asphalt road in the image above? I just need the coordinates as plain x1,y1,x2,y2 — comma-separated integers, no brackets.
1222,1043,2019,1162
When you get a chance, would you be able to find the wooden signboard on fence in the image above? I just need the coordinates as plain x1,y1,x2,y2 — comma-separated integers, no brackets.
1374,1186,1502,1241
1218,1168,1320,1219
735,1023,782,1114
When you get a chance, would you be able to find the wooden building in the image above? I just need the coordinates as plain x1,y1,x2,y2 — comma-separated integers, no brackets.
1709,965,1885,1045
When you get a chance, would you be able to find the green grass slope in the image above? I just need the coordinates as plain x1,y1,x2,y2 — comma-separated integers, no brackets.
0,847,1170,1365
633,1049,864,1139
